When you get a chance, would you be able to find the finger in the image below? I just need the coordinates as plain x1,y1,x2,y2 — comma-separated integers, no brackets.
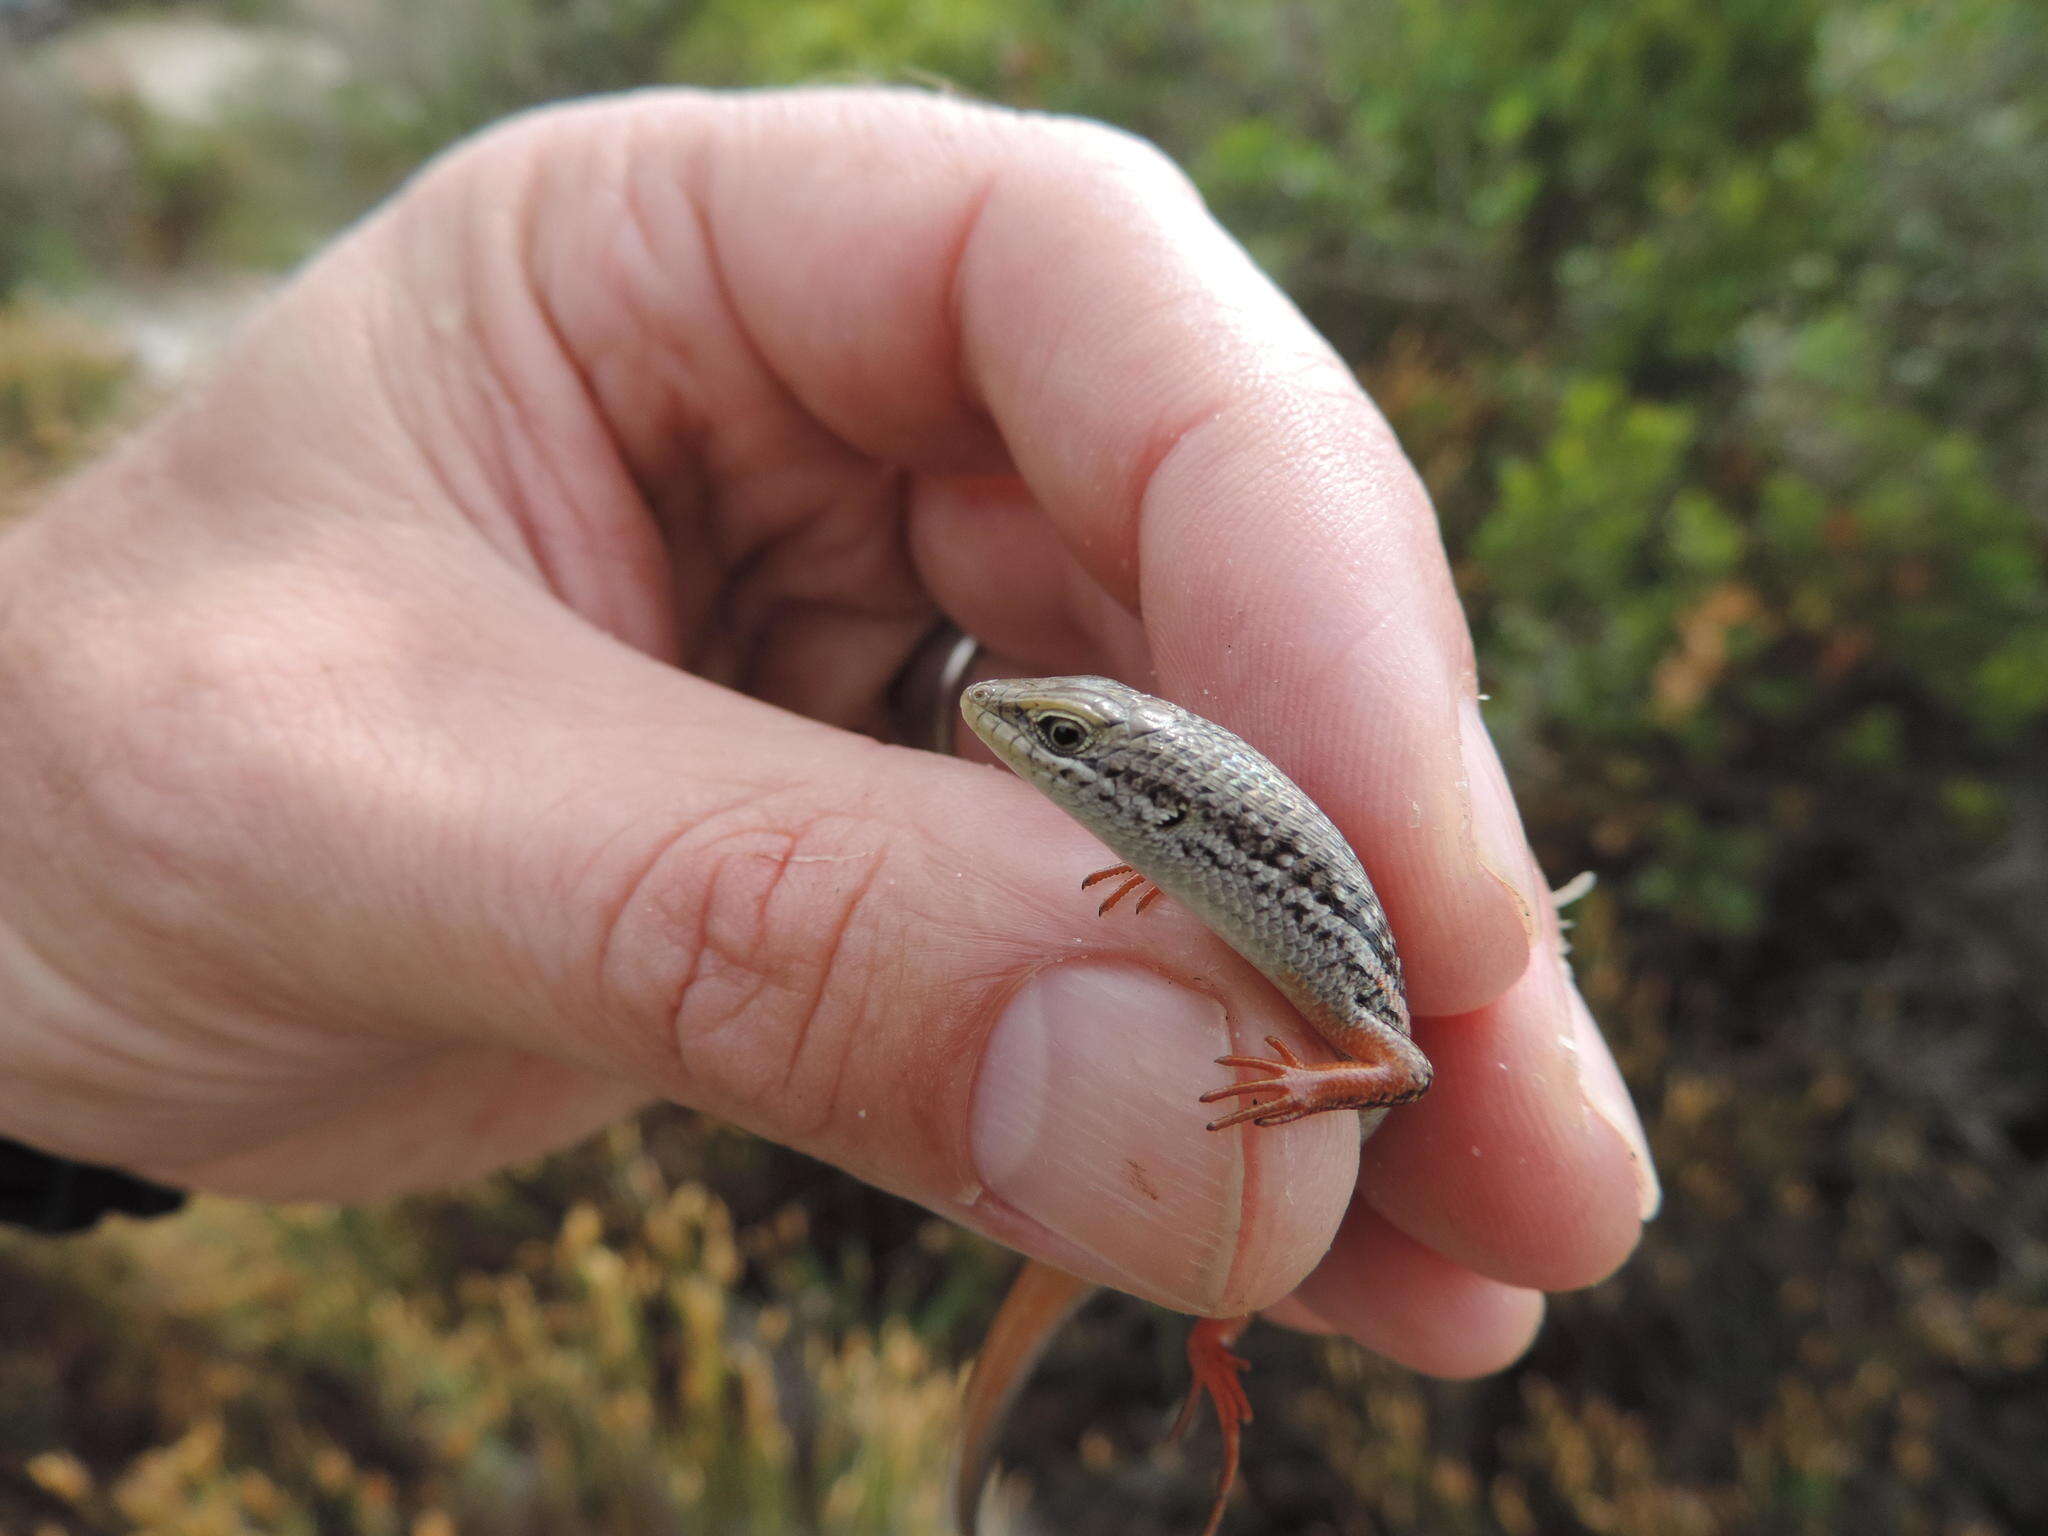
1360,950,1658,1292
427,91,1539,1017
1287,1202,1546,1378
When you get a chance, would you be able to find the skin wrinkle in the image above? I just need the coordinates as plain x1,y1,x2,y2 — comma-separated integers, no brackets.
703,97,961,463
507,301,668,646
384,173,553,568
259,243,418,527
45,1042,441,1172
570,135,777,663
552,107,1146,706
754,830,826,1099
356,251,520,571
1111,400,1236,611
599,110,716,496
379,135,608,602
586,777,850,1072
0,921,146,1093
588,137,744,654
935,168,1006,449
664,834,793,1077
683,130,808,491
405,308,552,577
591,818,707,1082
776,847,888,1127
642,804,903,1140
493,155,631,614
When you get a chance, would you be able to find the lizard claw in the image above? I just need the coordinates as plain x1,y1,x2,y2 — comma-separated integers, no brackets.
1082,864,1163,915
1212,1034,1303,1074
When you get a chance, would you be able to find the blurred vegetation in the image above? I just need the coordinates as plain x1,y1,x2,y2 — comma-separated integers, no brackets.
2,1121,982,1535
1,0,2043,1532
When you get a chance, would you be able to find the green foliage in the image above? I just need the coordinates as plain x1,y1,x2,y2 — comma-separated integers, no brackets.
318,0,695,169
1063,0,2048,947
665,0,1049,88
0,59,126,295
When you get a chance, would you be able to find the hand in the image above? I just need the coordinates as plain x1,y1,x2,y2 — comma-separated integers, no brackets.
0,89,1653,1376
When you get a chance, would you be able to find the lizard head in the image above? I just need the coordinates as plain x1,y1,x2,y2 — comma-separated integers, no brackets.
959,675,1178,785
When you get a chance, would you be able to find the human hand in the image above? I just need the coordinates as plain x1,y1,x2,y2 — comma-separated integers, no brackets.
0,89,1653,1374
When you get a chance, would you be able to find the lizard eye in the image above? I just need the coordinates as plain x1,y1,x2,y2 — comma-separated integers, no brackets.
1035,713,1091,754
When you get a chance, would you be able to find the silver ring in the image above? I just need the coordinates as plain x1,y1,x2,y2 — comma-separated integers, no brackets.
888,621,984,755
929,627,982,754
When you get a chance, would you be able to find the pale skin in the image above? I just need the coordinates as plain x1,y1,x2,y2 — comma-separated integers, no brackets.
0,90,1656,1380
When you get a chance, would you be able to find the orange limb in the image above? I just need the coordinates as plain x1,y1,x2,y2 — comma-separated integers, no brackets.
1198,1034,1433,1131
1174,1316,1253,1536
1082,864,1162,915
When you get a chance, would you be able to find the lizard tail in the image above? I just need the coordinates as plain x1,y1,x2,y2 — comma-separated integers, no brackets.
952,1259,1096,1535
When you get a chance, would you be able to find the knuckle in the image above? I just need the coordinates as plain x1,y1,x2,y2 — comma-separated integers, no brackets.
607,801,900,1137
417,96,603,190
1029,115,1198,201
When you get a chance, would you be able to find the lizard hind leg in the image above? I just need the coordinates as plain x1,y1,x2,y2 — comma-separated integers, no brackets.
1199,1034,1433,1130
1172,1316,1253,1536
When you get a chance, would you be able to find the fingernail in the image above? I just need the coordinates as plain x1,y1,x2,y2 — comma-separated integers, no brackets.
1563,966,1661,1219
1459,696,1542,946
971,964,1250,1311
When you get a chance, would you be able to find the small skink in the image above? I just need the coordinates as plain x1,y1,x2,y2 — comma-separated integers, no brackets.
955,677,1433,1535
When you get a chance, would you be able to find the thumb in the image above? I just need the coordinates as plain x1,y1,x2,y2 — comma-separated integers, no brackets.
378,599,1358,1316
4,452,1350,1314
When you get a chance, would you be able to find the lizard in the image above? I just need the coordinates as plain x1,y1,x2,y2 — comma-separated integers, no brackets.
954,675,1435,1536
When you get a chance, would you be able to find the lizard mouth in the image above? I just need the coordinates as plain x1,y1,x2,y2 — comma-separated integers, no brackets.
957,681,1000,740
958,683,1030,770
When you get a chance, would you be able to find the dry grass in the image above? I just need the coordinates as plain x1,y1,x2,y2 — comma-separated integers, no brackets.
0,300,131,513
0,1122,967,1536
